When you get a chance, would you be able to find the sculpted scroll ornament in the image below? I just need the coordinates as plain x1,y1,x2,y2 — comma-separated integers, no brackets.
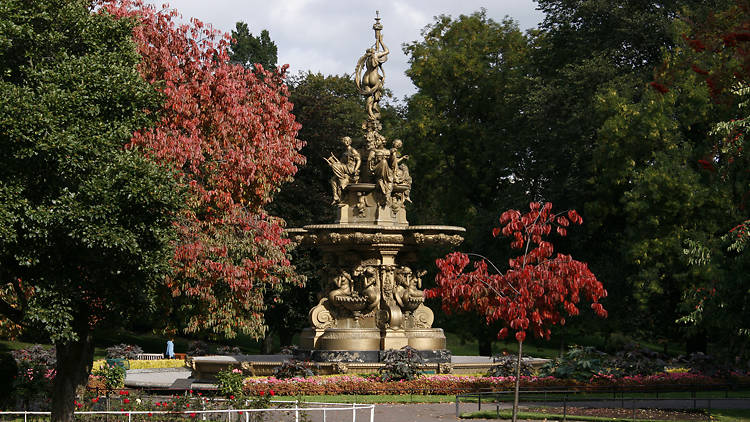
309,301,335,329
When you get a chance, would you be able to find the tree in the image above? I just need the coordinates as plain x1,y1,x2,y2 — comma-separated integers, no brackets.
518,0,729,346
661,0,750,356
102,0,306,339
229,21,278,72
0,1,185,419
428,202,606,422
400,10,544,354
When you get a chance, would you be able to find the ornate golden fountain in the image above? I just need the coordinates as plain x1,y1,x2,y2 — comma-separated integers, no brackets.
291,12,465,363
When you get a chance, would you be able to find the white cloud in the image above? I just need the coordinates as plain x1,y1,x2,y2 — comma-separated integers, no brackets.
147,0,544,99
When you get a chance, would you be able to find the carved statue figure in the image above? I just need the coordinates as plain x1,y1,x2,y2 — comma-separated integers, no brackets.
368,146,392,203
355,13,389,120
394,267,424,312
325,136,361,204
355,266,380,314
327,269,353,304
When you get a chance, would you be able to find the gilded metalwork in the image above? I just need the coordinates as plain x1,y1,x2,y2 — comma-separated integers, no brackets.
293,13,467,358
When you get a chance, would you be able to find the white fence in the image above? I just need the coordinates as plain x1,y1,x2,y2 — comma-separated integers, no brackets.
134,353,165,360
0,401,375,422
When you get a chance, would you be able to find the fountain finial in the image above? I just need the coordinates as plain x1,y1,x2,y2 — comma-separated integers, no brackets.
355,12,389,121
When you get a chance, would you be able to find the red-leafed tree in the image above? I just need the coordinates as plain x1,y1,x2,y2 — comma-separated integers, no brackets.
427,202,607,422
102,0,306,338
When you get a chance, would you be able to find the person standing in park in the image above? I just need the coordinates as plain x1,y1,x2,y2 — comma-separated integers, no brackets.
165,339,175,359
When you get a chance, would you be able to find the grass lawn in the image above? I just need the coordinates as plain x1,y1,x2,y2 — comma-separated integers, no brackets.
459,390,750,402
461,408,750,421
461,409,667,421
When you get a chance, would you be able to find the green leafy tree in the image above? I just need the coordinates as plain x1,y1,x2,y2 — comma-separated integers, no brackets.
229,21,278,71
522,0,731,347
401,10,537,354
0,1,185,419
665,0,750,357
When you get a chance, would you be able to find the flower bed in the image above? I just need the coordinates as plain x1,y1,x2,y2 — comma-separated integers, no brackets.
92,359,187,370
242,372,750,396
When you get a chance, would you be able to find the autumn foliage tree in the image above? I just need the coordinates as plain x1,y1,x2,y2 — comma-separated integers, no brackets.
427,202,607,421
102,0,306,338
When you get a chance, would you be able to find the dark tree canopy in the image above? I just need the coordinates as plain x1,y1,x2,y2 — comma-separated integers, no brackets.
229,21,278,71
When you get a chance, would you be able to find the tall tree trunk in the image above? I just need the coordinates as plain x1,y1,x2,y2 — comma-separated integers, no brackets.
278,328,294,349
512,340,523,422
261,328,275,354
51,322,94,422
478,336,492,356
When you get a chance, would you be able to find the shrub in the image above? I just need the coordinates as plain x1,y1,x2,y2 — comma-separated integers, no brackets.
272,359,318,379
188,340,209,356
675,352,737,378
605,343,666,377
378,346,424,382
486,353,534,377
216,368,245,397
11,345,56,409
280,345,299,355
539,346,607,381
216,345,241,355
93,363,126,391
105,344,143,360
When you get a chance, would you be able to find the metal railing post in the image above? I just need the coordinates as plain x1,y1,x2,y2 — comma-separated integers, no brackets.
455,395,460,418
352,402,356,422
370,404,374,422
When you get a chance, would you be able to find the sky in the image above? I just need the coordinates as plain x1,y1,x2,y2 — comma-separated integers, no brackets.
146,1,545,100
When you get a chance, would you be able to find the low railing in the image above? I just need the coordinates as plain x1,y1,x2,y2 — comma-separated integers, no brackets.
134,353,165,360
0,401,375,422
455,386,750,418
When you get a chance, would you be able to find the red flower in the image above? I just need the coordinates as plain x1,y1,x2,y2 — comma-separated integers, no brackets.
148,413,153,417
229,395,234,400
190,413,197,418
123,398,130,404
259,391,264,396
269,390,275,396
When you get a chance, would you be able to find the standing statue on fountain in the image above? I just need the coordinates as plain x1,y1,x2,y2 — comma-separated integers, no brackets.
355,12,389,121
